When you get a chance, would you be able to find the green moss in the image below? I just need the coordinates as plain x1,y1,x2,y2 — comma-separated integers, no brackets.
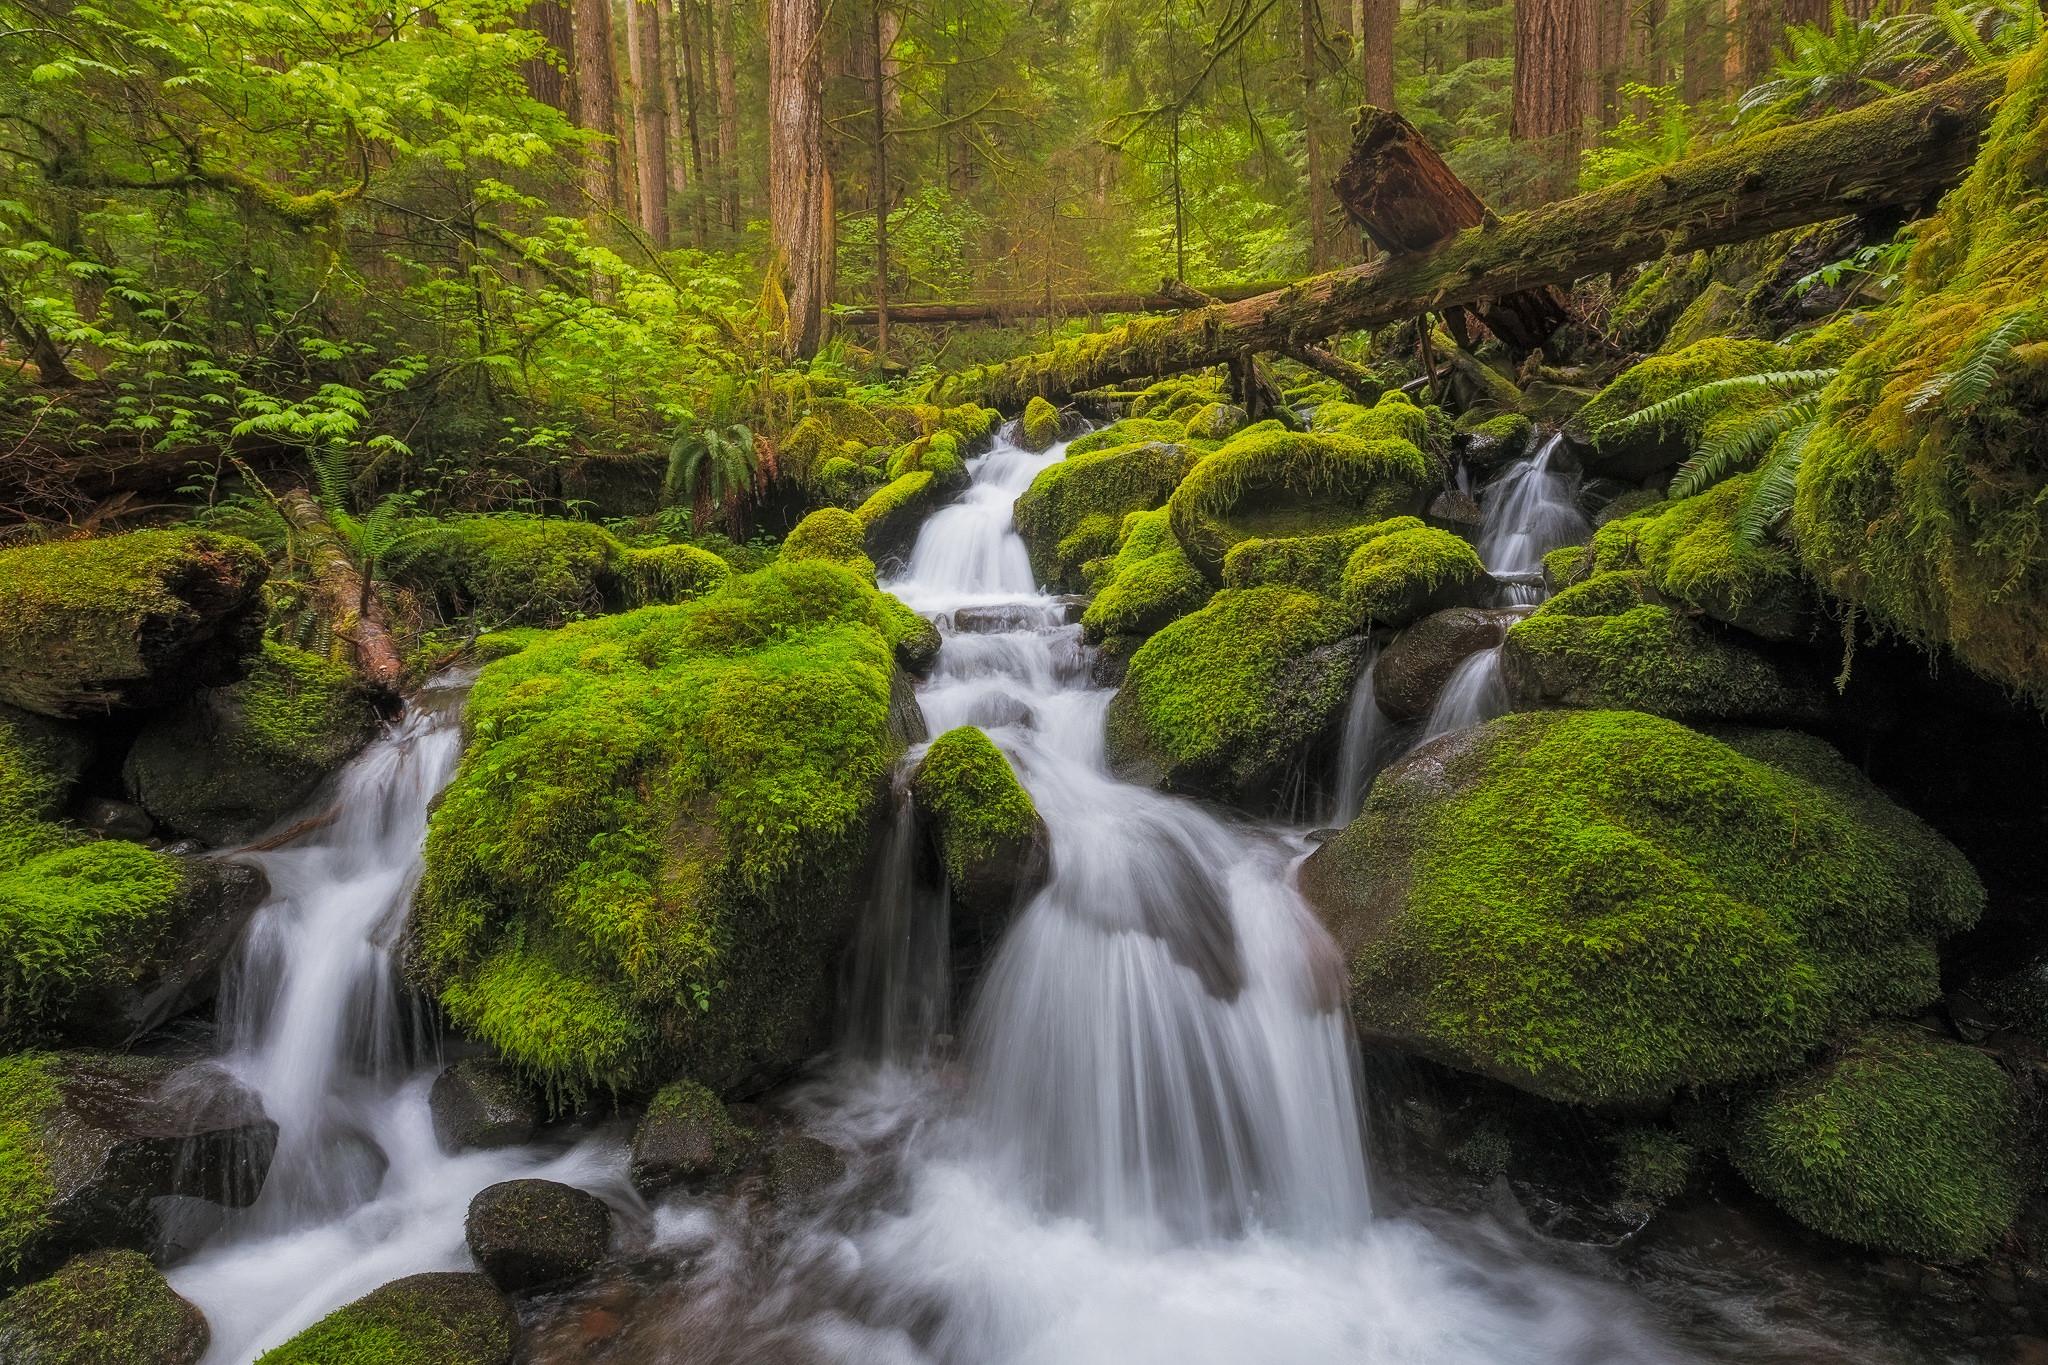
124,640,379,844
1793,45,2048,703
1167,420,1438,580
1455,410,1535,458
411,559,908,1104
1542,543,1592,593
1020,396,1062,451
1301,711,1983,1107
1339,526,1487,628
1182,401,1247,442
1129,374,1229,420
0,1249,206,1363
0,530,268,718
618,544,732,607
1732,1027,2024,1260
1104,586,1359,801
1013,440,1201,589
1066,419,1187,457
1588,476,1812,640
775,398,898,486
0,1052,60,1272
1572,337,1789,480
1311,391,1433,445
1608,251,1714,349
1220,516,1425,596
254,1272,512,1365
638,1078,753,1180
910,728,1042,909
1612,1126,1695,1208
1500,572,1821,722
1080,509,1211,643
781,508,876,578
470,629,547,663
403,517,721,628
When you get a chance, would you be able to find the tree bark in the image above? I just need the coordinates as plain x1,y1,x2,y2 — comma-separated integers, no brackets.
1511,0,1594,199
628,0,671,245
1303,0,1330,270
871,0,892,359
519,0,577,113
942,64,2003,410
1740,0,1777,85
1681,0,1722,102
713,0,740,232
836,281,1290,325
1333,106,1571,353
673,0,709,245
276,490,404,700
571,0,627,207
769,0,831,355
1360,0,1396,108
1595,0,1628,127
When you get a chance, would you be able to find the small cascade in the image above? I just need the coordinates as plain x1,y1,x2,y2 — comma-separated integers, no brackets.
1475,433,1589,604
1326,644,1393,825
1422,646,1509,741
840,783,952,1064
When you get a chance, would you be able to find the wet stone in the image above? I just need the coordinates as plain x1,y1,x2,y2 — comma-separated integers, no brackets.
465,1179,613,1294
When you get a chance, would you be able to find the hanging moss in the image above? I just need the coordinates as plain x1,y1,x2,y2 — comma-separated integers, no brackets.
1013,440,1201,589
410,559,910,1104
1731,1027,2025,1261
1080,509,1212,643
1104,586,1360,803
1299,710,1984,1107
1587,475,1815,641
0,530,269,719
1794,42,2048,704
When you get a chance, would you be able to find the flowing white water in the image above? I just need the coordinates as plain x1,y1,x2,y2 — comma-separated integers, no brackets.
1326,643,1392,826
1475,433,1589,605
167,675,631,1363
1420,645,1509,742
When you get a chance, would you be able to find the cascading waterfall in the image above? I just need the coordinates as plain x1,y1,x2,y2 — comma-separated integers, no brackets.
1475,432,1589,604
1420,646,1508,742
167,675,628,1364
1326,643,1392,826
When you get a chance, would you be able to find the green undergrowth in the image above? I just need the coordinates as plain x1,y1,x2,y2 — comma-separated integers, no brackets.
411,558,911,1103
1574,338,1789,481
1302,710,1983,1107
1731,1026,2025,1261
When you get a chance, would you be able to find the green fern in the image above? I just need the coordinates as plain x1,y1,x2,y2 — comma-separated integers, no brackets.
1671,388,1828,499
1906,305,2040,415
1735,415,1821,544
1601,368,1839,437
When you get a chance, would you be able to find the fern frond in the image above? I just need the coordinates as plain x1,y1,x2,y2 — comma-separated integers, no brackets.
1670,390,1823,499
1907,305,2039,414
306,447,353,516
1602,368,1839,436
1736,416,1819,545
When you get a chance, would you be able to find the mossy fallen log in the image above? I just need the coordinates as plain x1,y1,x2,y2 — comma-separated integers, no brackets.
943,64,2006,411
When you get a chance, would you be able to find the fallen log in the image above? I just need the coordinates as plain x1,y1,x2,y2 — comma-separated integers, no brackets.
1334,106,1572,355
277,488,405,700
835,280,1287,327
1282,343,1385,402
941,63,2004,411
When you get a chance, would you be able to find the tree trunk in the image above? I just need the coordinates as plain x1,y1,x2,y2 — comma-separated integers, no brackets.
871,0,891,359
1303,0,1329,270
1360,0,1396,108
628,0,671,245
713,0,740,232
1595,0,1627,127
571,0,627,208
673,0,710,246
1740,0,1777,85
1511,0,1594,199
943,64,2002,410
769,0,830,355
276,490,404,700
519,0,577,112
1333,106,1572,352
1681,0,1721,102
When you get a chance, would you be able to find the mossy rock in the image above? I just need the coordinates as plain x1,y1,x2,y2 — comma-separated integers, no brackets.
1104,586,1362,805
1065,418,1187,457
124,641,380,846
401,517,725,628
410,560,913,1104
1793,46,2048,704
853,470,955,565
1298,711,1983,1108
0,1051,277,1279
0,1249,209,1364
1499,571,1827,724
1662,280,1745,350
1454,411,1535,471
253,1272,513,1365
781,507,876,579
1338,526,1487,629
910,728,1048,933
1569,337,1788,482
775,397,898,486
1079,509,1210,644
463,1179,611,1293
616,544,731,606
1731,1027,2024,1261
1167,401,1438,581
1586,476,1815,641
1129,375,1229,420
4,711,270,1046
1019,396,1062,452
1013,440,1201,590
1182,401,1247,442
629,1078,757,1195
429,1059,540,1153
1220,516,1422,597
0,531,268,719
1373,607,1521,721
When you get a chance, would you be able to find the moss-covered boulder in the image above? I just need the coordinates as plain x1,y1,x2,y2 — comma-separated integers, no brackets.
463,1179,611,1293
1168,397,1438,580
0,531,268,719
1793,46,2048,703
1454,411,1535,472
1569,337,1788,482
401,517,727,627
910,728,1049,939
253,1272,513,1365
1078,509,1210,646
628,1078,756,1195
1338,526,1487,629
1013,440,1201,589
1298,711,1983,1107
0,1052,277,1278
1586,475,1815,641
123,641,380,846
3,710,270,1047
1105,586,1361,804
0,1249,209,1364
1019,396,1063,452
1182,401,1247,442
853,470,950,565
1066,418,1187,457
1729,1027,2024,1262
410,560,916,1104
1499,571,1827,724
781,507,876,578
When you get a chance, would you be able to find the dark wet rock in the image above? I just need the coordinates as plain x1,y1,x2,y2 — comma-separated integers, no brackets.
628,1079,757,1195
79,799,152,842
1373,608,1524,720
0,1052,277,1282
0,1248,209,1365
430,1058,541,1154
256,1271,514,1364
765,1133,846,1209
1425,488,1483,535
952,604,1060,634
465,1179,612,1294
